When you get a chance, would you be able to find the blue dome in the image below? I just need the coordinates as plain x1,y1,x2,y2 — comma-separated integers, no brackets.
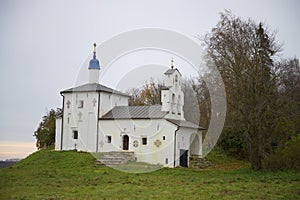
88,43,100,70
88,54,100,69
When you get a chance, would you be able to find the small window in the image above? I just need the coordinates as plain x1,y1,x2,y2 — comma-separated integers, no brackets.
165,158,168,164
175,74,178,82
78,100,84,108
163,136,166,140
142,137,147,145
73,130,78,139
106,136,112,143
67,113,71,124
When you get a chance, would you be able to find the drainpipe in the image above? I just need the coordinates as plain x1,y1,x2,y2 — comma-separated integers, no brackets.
173,126,180,167
96,92,100,152
60,93,65,151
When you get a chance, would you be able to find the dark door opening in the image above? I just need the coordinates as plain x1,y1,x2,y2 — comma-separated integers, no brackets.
180,149,188,167
123,135,129,150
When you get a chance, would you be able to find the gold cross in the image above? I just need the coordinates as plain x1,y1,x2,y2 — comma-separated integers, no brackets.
93,43,97,53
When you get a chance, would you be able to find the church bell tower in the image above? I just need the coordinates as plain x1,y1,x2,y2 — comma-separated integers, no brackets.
161,59,185,120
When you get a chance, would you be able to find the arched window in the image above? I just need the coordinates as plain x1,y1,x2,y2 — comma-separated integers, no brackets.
171,94,176,114
177,95,181,115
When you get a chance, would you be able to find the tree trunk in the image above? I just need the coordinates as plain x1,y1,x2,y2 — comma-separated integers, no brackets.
249,139,262,170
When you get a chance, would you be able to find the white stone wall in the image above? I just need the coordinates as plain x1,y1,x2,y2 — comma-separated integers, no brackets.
89,69,99,83
56,91,129,152
99,92,129,117
98,119,178,167
174,127,202,167
60,92,99,152
55,117,62,150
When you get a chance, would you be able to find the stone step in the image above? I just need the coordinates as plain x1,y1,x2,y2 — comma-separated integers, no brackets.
189,156,213,169
96,151,135,166
100,157,125,161
101,154,133,158
96,160,126,166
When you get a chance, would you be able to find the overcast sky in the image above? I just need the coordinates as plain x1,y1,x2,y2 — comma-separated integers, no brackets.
0,0,299,158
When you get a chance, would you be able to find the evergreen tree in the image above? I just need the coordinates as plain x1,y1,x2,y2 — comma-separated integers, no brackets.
34,108,62,149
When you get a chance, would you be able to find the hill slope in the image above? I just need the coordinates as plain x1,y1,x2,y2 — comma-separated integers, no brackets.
0,149,299,199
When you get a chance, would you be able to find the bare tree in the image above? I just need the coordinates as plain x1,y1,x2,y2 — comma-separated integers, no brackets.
128,79,162,106
204,11,281,170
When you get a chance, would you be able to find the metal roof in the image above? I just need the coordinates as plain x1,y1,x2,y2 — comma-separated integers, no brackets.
166,119,205,130
164,68,182,76
100,105,204,130
60,83,130,97
100,105,167,119
161,85,171,90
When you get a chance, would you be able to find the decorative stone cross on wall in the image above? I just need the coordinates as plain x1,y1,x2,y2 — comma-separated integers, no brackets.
78,112,82,121
133,140,139,148
99,140,104,148
92,98,97,107
154,140,162,148
66,100,71,108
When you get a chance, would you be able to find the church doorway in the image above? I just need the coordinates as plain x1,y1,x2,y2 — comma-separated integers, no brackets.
180,149,188,167
122,135,129,150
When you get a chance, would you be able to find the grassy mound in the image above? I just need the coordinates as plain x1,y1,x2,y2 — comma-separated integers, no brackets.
0,149,299,199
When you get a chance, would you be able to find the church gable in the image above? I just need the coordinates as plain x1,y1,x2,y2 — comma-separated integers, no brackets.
60,83,129,97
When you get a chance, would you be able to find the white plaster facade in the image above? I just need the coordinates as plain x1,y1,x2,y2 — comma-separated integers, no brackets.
98,118,202,167
55,49,203,167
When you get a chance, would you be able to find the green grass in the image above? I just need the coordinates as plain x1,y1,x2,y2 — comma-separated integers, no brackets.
0,149,299,199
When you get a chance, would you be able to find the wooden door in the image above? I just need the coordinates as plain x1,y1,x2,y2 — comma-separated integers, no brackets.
123,135,129,150
180,149,188,167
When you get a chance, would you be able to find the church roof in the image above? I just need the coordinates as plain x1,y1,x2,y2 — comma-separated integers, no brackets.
100,105,204,130
166,119,205,130
100,105,167,119
60,83,130,97
161,85,171,90
164,68,182,76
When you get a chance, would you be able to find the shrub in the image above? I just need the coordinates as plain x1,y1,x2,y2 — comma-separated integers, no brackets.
217,128,247,158
264,134,300,171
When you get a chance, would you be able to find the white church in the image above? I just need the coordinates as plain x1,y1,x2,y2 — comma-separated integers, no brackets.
55,44,203,168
